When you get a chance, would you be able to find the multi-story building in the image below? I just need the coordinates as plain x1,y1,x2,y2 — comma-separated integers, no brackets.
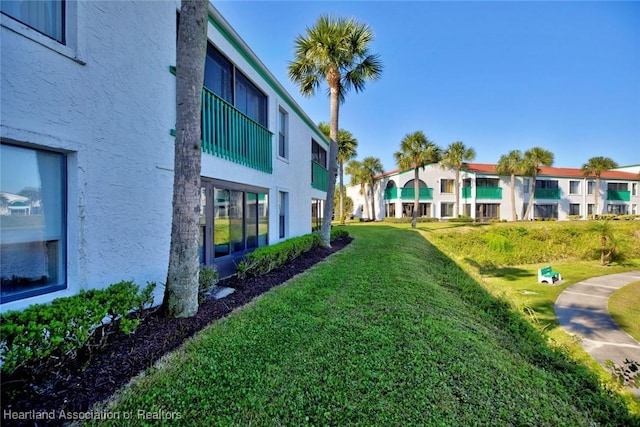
0,2,328,311
347,163,640,221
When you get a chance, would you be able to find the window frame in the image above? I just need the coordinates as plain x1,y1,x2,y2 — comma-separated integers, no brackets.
1,0,65,44
440,179,454,194
440,202,454,217
278,108,288,160
569,180,580,195
0,142,67,304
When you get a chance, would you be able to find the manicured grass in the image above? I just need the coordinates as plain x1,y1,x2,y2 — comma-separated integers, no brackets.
609,281,640,342
93,224,637,426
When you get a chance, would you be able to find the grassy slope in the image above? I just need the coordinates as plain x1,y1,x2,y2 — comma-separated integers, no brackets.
608,281,640,342
95,224,636,426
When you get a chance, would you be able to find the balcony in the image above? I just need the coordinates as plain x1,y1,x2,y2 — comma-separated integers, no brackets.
534,188,560,200
462,187,472,198
382,187,434,200
476,186,502,199
201,88,273,173
311,161,328,192
607,190,631,201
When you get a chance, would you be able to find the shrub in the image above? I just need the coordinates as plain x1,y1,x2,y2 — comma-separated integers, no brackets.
382,217,439,223
199,265,219,302
567,215,582,221
330,227,350,240
0,281,155,376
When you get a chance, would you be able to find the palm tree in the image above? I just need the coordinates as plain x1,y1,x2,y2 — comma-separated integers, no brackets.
581,156,619,218
318,122,358,224
361,156,384,220
522,147,554,221
163,0,208,318
393,131,441,228
496,150,524,221
440,141,476,218
345,159,369,219
289,15,382,247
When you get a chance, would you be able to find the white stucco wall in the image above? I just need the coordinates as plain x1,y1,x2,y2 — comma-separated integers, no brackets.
1,1,327,312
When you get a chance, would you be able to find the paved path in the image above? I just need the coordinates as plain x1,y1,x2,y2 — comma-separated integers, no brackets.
555,271,640,398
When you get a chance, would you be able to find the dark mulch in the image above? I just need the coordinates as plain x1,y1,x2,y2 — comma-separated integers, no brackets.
1,237,352,426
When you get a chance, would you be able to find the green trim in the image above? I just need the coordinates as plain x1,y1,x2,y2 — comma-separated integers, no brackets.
207,14,330,148
169,65,176,75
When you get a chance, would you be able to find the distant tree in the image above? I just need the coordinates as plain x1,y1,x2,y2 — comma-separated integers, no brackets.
496,150,524,221
440,141,476,218
163,0,208,318
345,159,369,219
581,156,619,218
18,187,41,206
361,157,384,221
522,147,554,221
333,187,354,220
289,15,382,247
591,220,616,265
394,131,441,228
318,122,358,224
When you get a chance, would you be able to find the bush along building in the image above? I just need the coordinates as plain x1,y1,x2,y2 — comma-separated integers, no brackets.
347,163,640,222
0,1,329,311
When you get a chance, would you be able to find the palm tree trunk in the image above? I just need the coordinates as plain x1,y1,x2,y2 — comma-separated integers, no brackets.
510,173,517,221
362,183,370,220
321,84,340,247
163,0,208,318
369,178,376,221
339,161,345,224
523,172,536,220
454,168,460,218
594,176,600,218
412,168,419,228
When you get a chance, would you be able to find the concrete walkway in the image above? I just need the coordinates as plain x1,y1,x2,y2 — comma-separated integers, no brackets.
555,271,640,398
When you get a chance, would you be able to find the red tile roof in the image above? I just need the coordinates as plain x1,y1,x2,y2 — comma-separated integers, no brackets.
375,163,640,180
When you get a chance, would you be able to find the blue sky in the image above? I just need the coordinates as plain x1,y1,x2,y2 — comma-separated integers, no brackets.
215,0,639,173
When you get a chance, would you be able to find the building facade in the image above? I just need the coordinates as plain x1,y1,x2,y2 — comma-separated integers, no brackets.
0,1,328,310
347,163,640,222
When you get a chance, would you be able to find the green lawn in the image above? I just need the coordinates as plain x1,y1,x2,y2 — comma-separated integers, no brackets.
93,224,638,426
609,281,640,342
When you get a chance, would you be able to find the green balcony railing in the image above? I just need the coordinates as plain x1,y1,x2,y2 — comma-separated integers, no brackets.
311,161,328,192
462,187,472,198
607,190,631,201
476,186,502,199
400,187,433,200
201,88,273,173
383,187,398,199
534,188,561,200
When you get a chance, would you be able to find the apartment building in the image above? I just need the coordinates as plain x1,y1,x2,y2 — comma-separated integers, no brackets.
0,1,328,310
347,163,640,222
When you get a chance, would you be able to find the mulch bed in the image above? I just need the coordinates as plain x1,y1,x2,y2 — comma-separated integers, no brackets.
1,237,352,426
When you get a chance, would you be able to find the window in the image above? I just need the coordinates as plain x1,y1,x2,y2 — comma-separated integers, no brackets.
535,180,558,189
607,182,628,191
278,108,288,159
633,183,638,196
476,203,500,219
632,204,637,215
440,202,454,217
311,199,323,232
523,178,530,193
569,204,580,216
1,143,66,303
569,181,580,195
440,179,454,193
279,191,287,239
1,0,64,44
607,204,628,215
402,203,430,218
311,140,326,168
204,44,267,127
587,204,594,215
199,178,268,277
587,181,595,195
476,178,499,187
385,203,396,218
534,204,558,219
462,178,472,188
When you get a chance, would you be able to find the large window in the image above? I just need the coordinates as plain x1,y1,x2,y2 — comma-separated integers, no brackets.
476,178,499,187
607,204,628,215
569,204,580,216
278,108,288,159
534,204,558,219
569,181,580,195
402,203,430,218
311,140,326,168
476,203,500,219
440,202,454,217
204,44,267,127
1,0,64,44
535,180,558,189
199,179,268,277
607,182,628,191
1,143,66,303
440,179,454,193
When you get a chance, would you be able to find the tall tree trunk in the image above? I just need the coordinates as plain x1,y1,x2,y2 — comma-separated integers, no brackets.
339,161,345,224
412,168,419,228
523,172,537,220
510,173,517,221
163,0,208,318
454,168,460,218
321,83,339,247
369,178,376,221
362,183,370,220
594,176,600,218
